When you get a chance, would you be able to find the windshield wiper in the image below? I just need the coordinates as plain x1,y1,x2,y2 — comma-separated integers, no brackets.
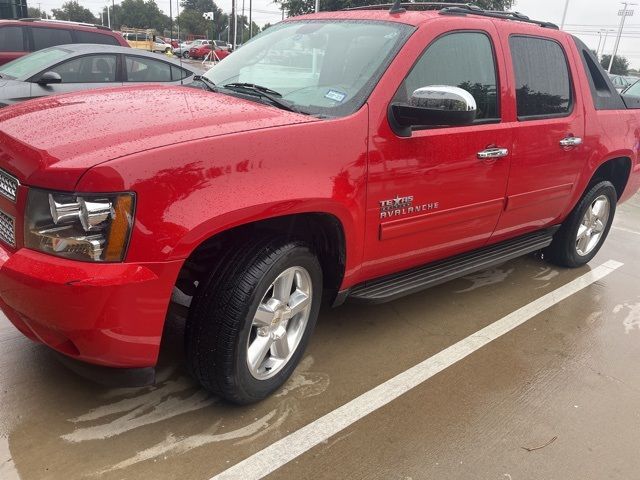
193,75,218,92
222,83,303,114
224,83,283,97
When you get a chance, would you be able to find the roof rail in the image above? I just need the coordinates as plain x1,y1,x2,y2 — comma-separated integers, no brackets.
345,2,471,11
439,5,559,29
18,18,113,30
344,2,558,29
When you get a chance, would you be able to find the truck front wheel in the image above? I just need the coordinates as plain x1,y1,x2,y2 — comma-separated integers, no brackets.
546,180,617,268
185,238,323,404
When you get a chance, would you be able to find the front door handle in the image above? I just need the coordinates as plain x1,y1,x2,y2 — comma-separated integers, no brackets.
477,147,509,160
560,136,583,147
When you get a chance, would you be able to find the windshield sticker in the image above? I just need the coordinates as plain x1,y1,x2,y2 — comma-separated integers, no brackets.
325,90,347,103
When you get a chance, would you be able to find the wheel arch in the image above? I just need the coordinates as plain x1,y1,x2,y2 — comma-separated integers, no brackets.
174,211,349,306
588,155,632,200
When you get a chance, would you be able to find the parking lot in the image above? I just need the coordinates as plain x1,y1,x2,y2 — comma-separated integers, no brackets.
0,191,637,480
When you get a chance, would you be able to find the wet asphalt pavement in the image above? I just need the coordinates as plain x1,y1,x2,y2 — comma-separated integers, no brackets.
1,192,639,480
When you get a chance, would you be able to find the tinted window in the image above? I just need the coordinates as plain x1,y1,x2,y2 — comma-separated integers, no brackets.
394,32,499,121
74,30,119,46
510,36,572,118
32,27,73,50
125,56,171,82
627,81,640,96
0,26,25,52
50,55,117,83
171,65,190,81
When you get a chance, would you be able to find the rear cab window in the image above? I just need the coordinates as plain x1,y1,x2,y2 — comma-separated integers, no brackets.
0,26,26,52
73,30,120,46
509,35,573,119
31,27,73,50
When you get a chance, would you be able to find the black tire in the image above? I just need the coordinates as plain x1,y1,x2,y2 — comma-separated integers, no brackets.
164,47,171,53
185,237,323,404
183,52,190,59
545,180,617,268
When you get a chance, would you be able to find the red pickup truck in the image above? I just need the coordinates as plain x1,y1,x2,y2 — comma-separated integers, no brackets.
0,4,639,404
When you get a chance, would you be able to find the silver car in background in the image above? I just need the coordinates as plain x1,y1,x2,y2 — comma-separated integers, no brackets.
0,44,195,107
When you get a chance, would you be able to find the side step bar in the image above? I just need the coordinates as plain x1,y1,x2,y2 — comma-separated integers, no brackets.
347,227,559,304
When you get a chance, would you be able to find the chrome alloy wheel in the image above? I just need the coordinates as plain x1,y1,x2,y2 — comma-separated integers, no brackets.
246,266,313,380
576,194,611,256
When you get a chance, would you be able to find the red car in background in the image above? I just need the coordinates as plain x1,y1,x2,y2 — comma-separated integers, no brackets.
187,43,230,60
0,18,128,66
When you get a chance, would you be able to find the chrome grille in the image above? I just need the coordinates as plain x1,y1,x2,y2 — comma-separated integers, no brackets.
0,210,15,247
0,169,19,202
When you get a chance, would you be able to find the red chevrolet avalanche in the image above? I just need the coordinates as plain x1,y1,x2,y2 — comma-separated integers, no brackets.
0,5,639,404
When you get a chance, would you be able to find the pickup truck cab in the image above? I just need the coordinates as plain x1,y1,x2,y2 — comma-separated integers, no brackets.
0,4,638,404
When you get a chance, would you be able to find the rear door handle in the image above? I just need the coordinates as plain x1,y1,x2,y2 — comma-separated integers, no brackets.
477,147,509,160
560,136,583,147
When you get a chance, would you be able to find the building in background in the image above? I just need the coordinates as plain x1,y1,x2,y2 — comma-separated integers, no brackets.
0,0,27,19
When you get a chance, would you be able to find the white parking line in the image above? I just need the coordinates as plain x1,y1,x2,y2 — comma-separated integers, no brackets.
613,225,640,237
210,260,624,480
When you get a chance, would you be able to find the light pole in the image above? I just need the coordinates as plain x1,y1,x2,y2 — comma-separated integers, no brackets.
608,2,636,73
106,3,110,29
560,0,570,29
598,29,616,59
315,0,320,13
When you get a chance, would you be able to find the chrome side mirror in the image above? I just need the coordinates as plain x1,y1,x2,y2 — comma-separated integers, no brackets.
390,85,478,136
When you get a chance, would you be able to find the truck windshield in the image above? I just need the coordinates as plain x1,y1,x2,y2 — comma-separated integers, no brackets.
203,20,414,117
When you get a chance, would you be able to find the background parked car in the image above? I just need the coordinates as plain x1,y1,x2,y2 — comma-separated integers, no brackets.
122,30,171,53
609,74,639,92
179,39,211,58
0,44,194,107
188,43,230,60
213,40,232,51
0,18,128,66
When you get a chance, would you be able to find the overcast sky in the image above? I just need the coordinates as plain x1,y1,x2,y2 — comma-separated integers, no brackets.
34,0,640,67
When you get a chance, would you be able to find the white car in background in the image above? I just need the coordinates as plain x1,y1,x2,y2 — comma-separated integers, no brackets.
175,39,212,58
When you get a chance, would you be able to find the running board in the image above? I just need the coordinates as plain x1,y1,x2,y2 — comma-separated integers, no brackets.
347,227,559,304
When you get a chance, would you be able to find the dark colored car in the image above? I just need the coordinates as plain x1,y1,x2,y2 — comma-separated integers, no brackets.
0,44,195,107
0,18,129,66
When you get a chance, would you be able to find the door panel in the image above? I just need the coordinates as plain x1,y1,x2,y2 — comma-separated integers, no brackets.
492,30,586,240
363,26,512,279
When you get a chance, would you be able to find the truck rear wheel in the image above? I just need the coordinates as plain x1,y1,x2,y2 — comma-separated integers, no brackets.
546,180,617,268
185,237,322,404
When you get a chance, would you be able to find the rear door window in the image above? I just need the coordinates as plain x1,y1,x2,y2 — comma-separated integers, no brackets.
73,30,119,46
170,65,190,81
49,54,117,83
0,26,25,52
125,55,171,82
31,27,73,50
510,36,572,118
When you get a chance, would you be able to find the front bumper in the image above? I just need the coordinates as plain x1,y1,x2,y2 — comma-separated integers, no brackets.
0,244,183,368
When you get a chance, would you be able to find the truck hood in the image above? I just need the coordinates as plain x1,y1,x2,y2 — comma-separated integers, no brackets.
0,85,318,190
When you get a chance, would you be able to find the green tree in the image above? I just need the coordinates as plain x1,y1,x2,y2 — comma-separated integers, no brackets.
600,54,630,76
177,0,228,38
27,6,45,18
51,1,98,23
110,0,170,32
276,0,513,17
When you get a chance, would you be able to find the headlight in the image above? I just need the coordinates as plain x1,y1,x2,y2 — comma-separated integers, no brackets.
25,188,135,262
